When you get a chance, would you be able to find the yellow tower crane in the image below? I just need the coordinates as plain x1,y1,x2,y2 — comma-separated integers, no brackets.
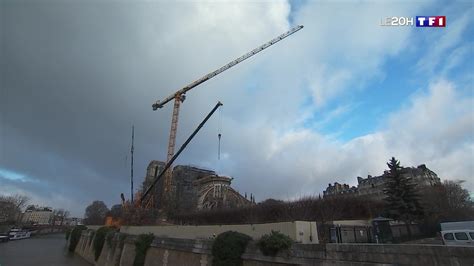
152,25,304,208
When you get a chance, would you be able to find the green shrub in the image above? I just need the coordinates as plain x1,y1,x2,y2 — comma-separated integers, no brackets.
65,228,72,240
133,233,154,266
93,226,117,261
257,231,292,256
212,231,252,266
68,225,87,252
119,233,128,249
106,230,116,248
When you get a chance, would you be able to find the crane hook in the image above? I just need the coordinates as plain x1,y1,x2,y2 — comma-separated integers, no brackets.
218,133,221,160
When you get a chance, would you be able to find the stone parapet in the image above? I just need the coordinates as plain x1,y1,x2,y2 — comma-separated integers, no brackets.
120,221,318,245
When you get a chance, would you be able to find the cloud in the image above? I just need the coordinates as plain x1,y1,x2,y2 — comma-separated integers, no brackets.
1,1,472,217
292,2,429,108
0,0,293,215
415,6,473,77
343,80,473,188
382,80,473,182
211,79,474,201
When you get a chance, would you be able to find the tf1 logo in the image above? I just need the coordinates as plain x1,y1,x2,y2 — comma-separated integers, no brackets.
380,16,446,27
416,16,446,27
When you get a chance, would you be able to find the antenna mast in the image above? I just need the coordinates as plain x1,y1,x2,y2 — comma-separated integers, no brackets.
131,125,134,203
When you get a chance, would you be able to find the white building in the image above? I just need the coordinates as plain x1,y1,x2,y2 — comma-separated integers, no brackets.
22,207,53,225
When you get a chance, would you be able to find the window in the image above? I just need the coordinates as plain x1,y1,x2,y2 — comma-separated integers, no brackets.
443,233,454,240
454,232,468,240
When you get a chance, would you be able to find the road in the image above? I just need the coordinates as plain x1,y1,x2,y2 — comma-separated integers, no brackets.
0,234,90,266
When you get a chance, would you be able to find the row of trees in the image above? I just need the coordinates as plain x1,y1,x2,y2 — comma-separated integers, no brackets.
82,157,473,238
83,200,160,225
170,196,385,226
0,194,73,226
169,157,473,238
83,201,124,225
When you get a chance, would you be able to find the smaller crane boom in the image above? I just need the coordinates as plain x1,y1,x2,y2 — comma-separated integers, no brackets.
141,102,223,205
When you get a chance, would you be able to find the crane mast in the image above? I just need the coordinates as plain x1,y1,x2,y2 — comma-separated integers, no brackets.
152,25,303,209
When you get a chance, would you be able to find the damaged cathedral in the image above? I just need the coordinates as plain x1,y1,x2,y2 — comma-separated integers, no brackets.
141,161,253,214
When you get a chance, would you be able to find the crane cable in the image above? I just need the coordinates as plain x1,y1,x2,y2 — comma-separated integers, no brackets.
218,107,222,160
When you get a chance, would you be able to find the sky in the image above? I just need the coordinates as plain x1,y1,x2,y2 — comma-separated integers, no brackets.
1,0,473,217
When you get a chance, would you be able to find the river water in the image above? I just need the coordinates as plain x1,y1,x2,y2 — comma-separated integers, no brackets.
0,233,90,266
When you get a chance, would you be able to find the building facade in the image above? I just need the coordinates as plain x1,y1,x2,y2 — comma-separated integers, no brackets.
142,161,253,213
323,182,358,198
323,164,441,200
22,207,53,225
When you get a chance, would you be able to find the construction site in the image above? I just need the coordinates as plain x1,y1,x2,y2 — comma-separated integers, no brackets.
113,25,305,225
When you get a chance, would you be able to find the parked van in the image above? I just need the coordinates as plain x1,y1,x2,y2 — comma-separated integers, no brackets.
441,230,474,246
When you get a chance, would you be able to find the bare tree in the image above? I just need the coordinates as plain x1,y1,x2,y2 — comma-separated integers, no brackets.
10,194,30,210
444,180,473,210
51,208,70,226
419,180,474,235
84,201,109,225
0,194,30,224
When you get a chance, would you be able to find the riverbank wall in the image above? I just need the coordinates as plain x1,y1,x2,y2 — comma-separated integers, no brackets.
74,224,474,265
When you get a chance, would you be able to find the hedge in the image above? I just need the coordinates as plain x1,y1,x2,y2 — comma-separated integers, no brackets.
93,226,117,261
68,225,87,252
212,231,252,266
257,230,292,256
133,233,154,266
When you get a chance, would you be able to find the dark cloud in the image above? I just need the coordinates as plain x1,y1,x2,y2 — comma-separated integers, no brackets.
0,1,293,215
1,1,472,217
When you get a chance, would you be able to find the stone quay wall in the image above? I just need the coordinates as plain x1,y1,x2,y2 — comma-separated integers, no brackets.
74,228,474,266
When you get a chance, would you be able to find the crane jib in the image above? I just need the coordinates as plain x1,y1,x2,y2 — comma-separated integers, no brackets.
152,25,303,109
